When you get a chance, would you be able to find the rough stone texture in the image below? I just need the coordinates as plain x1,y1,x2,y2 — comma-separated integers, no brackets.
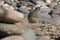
1,35,24,40
17,23,60,37
0,23,60,36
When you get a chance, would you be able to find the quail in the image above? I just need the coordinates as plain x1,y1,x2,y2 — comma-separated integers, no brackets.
28,7,40,23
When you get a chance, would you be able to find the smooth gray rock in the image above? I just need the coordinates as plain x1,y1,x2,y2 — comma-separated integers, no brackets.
45,16,60,26
18,6,30,23
31,0,43,4
18,6,30,14
22,28,36,40
36,36,50,40
28,7,51,23
38,8,51,23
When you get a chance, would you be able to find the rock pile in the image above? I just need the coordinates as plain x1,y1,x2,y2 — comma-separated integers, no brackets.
0,0,60,40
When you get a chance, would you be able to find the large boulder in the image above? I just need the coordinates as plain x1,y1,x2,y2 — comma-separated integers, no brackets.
0,7,24,23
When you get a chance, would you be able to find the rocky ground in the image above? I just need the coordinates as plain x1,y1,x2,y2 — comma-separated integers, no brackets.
0,0,60,40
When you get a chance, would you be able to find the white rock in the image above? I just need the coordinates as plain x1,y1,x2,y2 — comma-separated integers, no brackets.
3,4,14,10
45,0,52,4
0,1,4,6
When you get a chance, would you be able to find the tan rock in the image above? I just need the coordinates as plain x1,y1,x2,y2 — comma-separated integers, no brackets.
0,7,24,23
0,1,4,6
45,0,52,5
1,35,24,40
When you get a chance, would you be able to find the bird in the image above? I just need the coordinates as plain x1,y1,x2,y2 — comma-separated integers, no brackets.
28,7,40,23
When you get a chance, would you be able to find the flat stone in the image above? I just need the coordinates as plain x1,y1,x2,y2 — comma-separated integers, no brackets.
31,0,43,4
36,36,50,40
